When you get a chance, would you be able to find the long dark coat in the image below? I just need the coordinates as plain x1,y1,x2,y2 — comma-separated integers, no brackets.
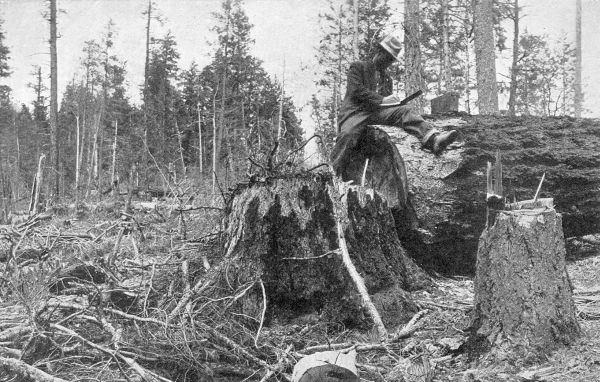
330,60,420,235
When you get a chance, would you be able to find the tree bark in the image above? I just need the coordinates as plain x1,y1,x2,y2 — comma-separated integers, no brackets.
507,0,519,116
353,0,359,60
276,58,285,156
110,119,118,195
441,0,452,92
49,0,59,199
197,103,203,174
0,356,68,382
220,174,429,328
473,0,499,114
30,154,45,214
404,0,424,113
574,0,582,117
377,115,600,274
469,204,580,360
142,0,152,185
75,114,81,203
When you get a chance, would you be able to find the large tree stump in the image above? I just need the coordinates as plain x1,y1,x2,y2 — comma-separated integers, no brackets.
469,201,580,361
220,173,429,328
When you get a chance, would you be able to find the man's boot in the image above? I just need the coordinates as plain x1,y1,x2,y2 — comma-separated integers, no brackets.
432,130,458,154
422,129,458,155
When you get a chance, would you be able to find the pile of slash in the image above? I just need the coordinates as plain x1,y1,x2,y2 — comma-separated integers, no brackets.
1,195,600,382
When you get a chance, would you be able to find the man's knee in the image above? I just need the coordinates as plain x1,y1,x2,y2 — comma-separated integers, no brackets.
386,105,424,126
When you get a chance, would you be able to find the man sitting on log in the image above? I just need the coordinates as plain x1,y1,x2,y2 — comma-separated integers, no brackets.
331,32,458,171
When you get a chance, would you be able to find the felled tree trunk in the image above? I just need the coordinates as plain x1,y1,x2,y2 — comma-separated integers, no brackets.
469,201,580,361
380,115,600,274
220,174,429,328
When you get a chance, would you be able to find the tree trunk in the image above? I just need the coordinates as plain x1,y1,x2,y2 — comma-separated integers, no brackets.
197,103,203,174
463,13,472,114
574,0,582,117
49,0,59,199
469,203,580,360
335,5,343,133
404,0,424,113
276,59,285,156
376,115,600,274
353,0,359,60
30,154,45,214
507,0,519,116
110,119,118,195
212,90,218,194
220,174,430,328
142,0,152,185
75,114,81,203
473,0,499,114
175,119,186,177
441,0,452,92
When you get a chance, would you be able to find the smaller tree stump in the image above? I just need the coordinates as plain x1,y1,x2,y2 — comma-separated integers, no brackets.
470,201,580,361
430,92,459,114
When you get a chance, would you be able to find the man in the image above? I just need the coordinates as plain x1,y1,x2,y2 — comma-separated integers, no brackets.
331,33,458,170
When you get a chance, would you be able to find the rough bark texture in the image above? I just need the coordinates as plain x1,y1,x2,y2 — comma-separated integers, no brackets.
469,206,580,361
49,0,59,197
221,174,429,328
379,115,600,274
404,0,424,113
473,0,499,114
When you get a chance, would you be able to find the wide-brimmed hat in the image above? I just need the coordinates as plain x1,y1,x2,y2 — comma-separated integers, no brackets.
378,33,402,61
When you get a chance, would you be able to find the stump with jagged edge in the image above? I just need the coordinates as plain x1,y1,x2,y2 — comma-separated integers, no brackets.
468,200,580,362
219,173,431,329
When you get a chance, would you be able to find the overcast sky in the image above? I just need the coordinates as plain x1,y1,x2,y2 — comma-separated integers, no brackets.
1,0,599,133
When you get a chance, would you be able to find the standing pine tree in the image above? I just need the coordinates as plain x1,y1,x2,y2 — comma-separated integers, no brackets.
48,0,60,198
194,0,302,185
145,32,181,185
574,0,582,117
0,18,10,103
421,0,469,96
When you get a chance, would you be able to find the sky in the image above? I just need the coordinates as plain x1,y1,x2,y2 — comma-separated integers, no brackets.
1,0,600,137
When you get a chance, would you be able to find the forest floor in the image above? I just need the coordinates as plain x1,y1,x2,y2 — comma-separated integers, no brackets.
402,255,600,382
1,193,600,381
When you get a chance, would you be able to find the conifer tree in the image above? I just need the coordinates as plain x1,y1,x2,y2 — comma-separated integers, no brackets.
0,18,10,103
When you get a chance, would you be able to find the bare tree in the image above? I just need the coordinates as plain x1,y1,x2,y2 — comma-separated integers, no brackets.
473,0,499,114
574,0,582,117
276,58,285,155
49,0,59,198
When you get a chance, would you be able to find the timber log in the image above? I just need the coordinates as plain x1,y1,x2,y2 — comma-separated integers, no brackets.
380,114,600,274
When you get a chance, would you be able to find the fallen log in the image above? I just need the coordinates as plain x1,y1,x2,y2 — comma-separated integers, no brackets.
0,356,68,382
379,115,600,274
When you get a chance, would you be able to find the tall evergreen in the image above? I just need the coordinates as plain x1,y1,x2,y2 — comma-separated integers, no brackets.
145,31,182,174
183,0,302,183
0,18,10,103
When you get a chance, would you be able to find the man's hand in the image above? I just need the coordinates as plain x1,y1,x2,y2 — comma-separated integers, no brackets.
382,94,401,105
